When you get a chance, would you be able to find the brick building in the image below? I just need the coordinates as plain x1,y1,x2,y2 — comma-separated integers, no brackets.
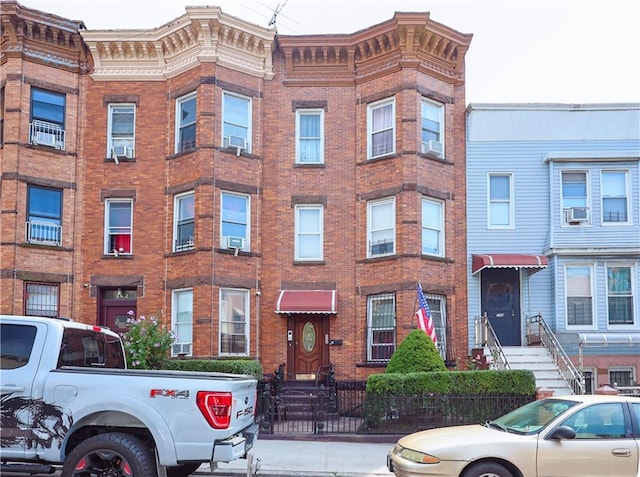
1,1,471,382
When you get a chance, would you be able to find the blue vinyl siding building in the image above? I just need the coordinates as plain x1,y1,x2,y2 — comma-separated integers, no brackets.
466,103,640,392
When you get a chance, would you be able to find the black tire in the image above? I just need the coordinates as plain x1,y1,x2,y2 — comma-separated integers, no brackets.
62,432,157,477
462,462,514,477
166,463,202,477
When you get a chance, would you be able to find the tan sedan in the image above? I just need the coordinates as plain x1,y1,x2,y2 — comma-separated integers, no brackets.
387,394,640,477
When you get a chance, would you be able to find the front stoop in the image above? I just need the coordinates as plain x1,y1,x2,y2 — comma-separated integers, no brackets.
502,346,573,396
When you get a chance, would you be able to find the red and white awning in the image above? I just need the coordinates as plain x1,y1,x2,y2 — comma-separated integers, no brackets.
471,254,548,275
275,290,338,314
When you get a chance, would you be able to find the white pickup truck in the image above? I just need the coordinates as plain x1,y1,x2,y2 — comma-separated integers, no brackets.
0,315,259,477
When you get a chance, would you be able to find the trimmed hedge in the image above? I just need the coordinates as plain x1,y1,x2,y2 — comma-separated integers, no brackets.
164,359,263,380
385,329,446,374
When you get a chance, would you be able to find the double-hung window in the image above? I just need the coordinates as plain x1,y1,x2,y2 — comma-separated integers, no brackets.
105,199,132,255
221,192,249,251
222,92,251,153
566,265,594,327
421,99,444,157
367,294,396,361
25,282,59,317
174,192,195,252
219,288,249,356
171,289,193,356
607,265,634,326
422,197,444,256
295,109,324,163
367,98,395,159
488,173,513,228
602,171,629,223
27,185,62,246
367,198,395,257
176,93,196,153
295,205,323,261
30,88,65,149
562,171,589,224
108,104,135,159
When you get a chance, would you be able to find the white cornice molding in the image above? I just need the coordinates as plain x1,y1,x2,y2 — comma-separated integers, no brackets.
81,6,275,80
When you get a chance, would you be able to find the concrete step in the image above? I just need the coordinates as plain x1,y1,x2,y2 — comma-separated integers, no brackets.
501,346,573,396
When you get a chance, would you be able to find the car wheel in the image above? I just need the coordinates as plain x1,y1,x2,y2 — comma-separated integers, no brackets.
62,432,156,477
166,463,202,477
462,461,514,477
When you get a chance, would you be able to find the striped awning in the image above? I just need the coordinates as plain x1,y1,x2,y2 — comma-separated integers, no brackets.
472,254,548,275
275,290,337,314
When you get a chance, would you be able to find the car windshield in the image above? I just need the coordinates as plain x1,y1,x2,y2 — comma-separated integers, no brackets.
490,399,578,435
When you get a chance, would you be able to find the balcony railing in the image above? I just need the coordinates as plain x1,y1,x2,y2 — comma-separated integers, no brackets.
29,120,65,150
26,220,61,246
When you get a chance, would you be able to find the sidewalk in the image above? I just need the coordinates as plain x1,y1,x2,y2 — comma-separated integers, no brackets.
196,437,396,477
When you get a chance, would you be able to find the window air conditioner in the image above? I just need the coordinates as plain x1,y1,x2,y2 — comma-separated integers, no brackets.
226,236,245,249
223,135,247,155
34,131,59,148
421,140,443,157
569,207,588,223
172,343,192,355
112,145,134,159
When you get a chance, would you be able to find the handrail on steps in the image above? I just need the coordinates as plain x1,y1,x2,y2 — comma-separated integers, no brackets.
475,314,509,370
527,314,585,395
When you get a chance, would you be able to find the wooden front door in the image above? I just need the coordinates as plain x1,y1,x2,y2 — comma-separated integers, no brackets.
98,288,137,333
291,315,327,380
481,268,521,346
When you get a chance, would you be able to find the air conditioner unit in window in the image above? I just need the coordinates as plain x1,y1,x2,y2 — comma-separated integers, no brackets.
172,343,192,355
226,236,245,249
223,135,247,155
34,131,61,149
568,207,589,223
111,145,134,159
421,140,443,158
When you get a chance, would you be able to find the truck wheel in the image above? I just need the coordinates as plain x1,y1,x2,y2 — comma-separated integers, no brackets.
166,463,201,477
62,432,156,477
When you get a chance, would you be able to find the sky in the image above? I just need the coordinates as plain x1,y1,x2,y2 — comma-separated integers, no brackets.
17,0,640,105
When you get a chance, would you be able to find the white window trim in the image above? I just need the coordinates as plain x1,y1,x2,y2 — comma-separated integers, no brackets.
367,197,396,258
171,288,193,357
366,293,396,362
487,172,514,229
220,191,250,251
104,199,133,255
367,97,396,160
561,169,591,227
422,197,445,257
605,262,636,329
173,191,195,253
295,204,324,261
421,98,445,156
107,103,135,159
295,109,324,164
564,263,597,331
218,288,250,357
175,92,196,154
600,169,631,226
222,91,252,154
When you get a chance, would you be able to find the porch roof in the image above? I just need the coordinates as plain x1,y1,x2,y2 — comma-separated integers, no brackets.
471,253,548,275
275,290,338,314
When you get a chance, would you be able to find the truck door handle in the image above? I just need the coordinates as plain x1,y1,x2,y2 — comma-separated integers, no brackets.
611,448,631,457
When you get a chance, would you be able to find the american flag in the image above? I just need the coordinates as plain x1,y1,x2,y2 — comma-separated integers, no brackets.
415,283,438,346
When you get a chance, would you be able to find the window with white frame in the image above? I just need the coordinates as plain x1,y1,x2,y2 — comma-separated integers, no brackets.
105,199,132,255
174,192,195,252
175,93,196,153
367,293,395,361
607,265,634,326
295,109,324,163
295,205,323,261
222,92,251,153
367,197,395,257
602,171,629,223
219,288,249,356
566,265,594,327
108,104,135,159
422,197,444,256
30,88,65,149
27,185,62,246
424,292,447,352
421,99,444,156
609,367,635,387
562,171,589,224
25,282,58,317
171,289,193,357
488,173,513,228
221,192,249,250
367,98,395,159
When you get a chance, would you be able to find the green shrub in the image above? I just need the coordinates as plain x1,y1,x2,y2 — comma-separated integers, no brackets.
164,358,263,379
385,329,446,374
122,312,174,370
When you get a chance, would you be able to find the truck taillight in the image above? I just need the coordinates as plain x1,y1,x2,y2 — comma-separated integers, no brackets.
196,391,232,429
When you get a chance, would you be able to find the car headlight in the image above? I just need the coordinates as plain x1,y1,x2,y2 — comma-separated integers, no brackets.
399,447,440,464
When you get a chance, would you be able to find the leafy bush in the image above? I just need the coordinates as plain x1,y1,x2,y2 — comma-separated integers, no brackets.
385,329,446,374
164,358,263,379
122,311,175,369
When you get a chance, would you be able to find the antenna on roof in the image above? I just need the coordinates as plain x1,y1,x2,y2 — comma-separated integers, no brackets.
268,0,288,30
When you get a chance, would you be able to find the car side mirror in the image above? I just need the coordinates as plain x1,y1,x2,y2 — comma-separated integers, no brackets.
548,425,576,440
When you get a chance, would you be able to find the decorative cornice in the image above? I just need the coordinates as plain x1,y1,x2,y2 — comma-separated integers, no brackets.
0,0,88,73
277,12,472,86
80,6,276,81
